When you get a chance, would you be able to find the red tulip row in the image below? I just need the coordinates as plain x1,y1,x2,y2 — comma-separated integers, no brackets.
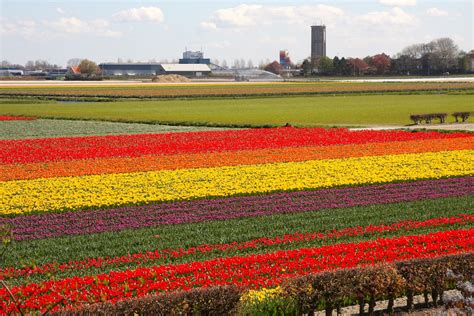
1,127,471,164
3,213,472,280
1,229,472,313
0,115,35,121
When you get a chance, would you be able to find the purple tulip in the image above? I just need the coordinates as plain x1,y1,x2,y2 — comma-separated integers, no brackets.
2,177,472,241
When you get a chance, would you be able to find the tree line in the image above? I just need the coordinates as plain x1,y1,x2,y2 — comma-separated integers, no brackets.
302,37,472,76
2,37,472,77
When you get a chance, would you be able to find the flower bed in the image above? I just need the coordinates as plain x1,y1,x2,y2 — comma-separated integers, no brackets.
1,126,472,314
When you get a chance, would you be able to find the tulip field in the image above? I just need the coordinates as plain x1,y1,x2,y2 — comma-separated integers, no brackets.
0,124,473,314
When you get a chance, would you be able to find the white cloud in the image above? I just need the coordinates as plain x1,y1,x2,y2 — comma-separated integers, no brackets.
357,7,417,25
259,35,297,45
214,4,262,27
56,7,65,14
426,7,448,17
200,21,217,30
378,0,417,6
209,41,231,48
46,17,122,38
1,19,37,37
202,4,344,30
113,7,164,23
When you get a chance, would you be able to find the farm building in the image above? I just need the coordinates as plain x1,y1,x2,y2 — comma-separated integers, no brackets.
99,63,163,76
99,63,211,77
0,68,24,76
179,50,211,64
157,64,211,76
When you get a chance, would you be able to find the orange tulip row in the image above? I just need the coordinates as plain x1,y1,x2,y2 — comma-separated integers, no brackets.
2,137,472,182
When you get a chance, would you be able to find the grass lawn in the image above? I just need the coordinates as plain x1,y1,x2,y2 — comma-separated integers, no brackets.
1,94,473,127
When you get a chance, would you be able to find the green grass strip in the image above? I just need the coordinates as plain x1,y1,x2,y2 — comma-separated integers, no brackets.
1,94,473,126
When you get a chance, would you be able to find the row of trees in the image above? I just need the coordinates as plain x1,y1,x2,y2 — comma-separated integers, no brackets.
302,54,392,76
302,37,472,76
0,58,86,71
2,37,471,77
0,60,62,71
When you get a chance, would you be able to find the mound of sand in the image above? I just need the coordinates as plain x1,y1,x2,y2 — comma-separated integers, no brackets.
152,74,190,83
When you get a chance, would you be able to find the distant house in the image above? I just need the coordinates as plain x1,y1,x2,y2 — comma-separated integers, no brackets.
45,69,67,79
99,63,211,77
99,63,162,76
0,68,24,76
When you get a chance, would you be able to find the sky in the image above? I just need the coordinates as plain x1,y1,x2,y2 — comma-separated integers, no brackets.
1,0,472,66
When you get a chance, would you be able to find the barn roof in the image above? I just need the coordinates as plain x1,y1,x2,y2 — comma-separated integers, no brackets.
161,64,210,72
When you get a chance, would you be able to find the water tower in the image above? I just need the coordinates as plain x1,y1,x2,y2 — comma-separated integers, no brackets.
311,25,326,59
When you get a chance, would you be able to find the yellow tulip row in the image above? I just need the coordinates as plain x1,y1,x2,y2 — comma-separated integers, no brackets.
240,287,284,304
1,150,472,215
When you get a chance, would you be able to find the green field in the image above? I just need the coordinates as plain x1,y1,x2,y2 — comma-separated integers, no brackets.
0,119,223,139
1,93,473,127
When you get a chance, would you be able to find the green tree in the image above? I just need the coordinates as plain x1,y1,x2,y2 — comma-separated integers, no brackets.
332,56,341,75
319,56,335,75
301,59,312,75
78,59,99,77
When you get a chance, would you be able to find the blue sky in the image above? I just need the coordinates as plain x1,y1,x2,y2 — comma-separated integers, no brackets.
1,0,472,66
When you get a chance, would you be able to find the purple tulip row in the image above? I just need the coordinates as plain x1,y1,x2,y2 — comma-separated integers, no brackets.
3,177,472,241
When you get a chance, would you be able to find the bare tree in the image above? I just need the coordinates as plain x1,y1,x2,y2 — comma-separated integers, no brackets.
398,44,421,59
221,60,228,68
247,59,254,69
396,37,460,74
430,38,459,71
67,58,83,67
31,60,59,70
25,61,35,70
233,59,241,69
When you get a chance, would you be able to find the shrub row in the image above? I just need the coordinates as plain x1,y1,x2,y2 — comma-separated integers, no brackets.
410,112,472,124
410,113,448,124
284,253,473,315
50,253,473,316
453,112,472,123
50,285,242,316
